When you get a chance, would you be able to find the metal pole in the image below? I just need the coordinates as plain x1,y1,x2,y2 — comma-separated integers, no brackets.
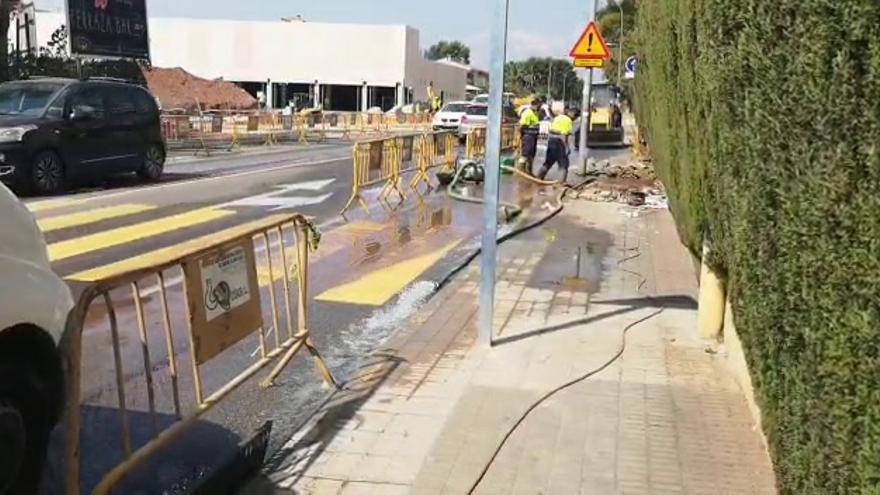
616,2,624,85
547,63,553,101
479,0,510,347
578,0,599,173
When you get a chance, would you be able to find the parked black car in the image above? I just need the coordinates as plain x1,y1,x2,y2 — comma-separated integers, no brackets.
0,78,166,195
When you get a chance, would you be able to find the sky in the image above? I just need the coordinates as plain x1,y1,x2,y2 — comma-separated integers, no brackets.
36,0,599,69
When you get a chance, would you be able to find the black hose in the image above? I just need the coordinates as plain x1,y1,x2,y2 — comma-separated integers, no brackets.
434,175,597,292
465,245,665,494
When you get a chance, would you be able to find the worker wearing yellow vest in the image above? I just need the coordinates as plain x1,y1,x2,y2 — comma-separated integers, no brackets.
428,82,441,113
518,98,542,172
537,107,578,181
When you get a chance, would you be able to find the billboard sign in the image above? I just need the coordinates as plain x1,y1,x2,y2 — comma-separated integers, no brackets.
66,0,150,60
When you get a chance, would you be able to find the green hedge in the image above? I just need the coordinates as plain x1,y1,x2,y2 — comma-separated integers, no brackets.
634,1,880,493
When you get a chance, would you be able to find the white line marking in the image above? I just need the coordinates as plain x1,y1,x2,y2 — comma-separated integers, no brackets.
221,180,336,210
29,155,348,207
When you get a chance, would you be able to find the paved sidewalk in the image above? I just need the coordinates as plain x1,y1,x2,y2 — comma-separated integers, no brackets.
247,198,777,494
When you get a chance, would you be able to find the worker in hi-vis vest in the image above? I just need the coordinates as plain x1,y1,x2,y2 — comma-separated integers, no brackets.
537,107,578,181
428,82,441,113
518,98,542,173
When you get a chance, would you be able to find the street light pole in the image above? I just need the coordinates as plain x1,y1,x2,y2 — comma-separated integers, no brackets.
615,2,624,84
478,0,510,347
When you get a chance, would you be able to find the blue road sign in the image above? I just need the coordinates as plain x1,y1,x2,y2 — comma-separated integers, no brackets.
625,56,637,73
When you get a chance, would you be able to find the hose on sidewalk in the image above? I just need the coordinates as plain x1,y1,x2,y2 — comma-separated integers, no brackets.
435,171,597,292
464,231,666,494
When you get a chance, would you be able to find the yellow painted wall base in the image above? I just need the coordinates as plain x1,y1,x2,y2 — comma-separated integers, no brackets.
697,243,725,339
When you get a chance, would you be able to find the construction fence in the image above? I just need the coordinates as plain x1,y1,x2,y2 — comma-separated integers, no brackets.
58,214,336,494
341,131,456,215
160,111,435,155
463,125,521,161
340,125,522,216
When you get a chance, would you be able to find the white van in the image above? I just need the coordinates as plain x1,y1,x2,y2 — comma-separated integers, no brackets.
0,183,73,492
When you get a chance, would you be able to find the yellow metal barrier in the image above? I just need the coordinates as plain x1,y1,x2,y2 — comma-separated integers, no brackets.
408,132,456,191
501,124,520,152
379,137,405,202
228,116,247,151
61,214,337,495
465,127,487,160
409,134,436,191
341,138,386,215
341,131,455,215
263,113,280,146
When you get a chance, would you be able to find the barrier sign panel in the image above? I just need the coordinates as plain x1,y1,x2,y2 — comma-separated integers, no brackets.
66,0,150,60
574,58,604,68
183,239,263,365
247,115,259,132
401,136,414,162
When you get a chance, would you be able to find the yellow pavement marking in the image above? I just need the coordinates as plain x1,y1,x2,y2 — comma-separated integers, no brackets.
26,197,90,213
37,204,157,233
49,207,234,262
67,214,290,282
315,240,461,306
257,246,298,286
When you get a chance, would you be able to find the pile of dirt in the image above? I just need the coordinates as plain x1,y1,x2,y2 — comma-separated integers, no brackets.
142,67,257,112
579,160,667,208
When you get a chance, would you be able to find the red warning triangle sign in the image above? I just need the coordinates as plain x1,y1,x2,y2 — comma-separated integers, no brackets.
569,21,611,59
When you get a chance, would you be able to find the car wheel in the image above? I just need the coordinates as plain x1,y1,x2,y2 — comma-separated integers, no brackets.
31,151,65,196
138,144,165,182
0,356,52,494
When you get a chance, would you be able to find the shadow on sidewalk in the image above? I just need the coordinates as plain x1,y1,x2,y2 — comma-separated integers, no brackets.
493,295,695,347
253,351,407,489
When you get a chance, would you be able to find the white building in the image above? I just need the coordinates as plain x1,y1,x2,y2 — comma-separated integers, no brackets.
10,4,467,111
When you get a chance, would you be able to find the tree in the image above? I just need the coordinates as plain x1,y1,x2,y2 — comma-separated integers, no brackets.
0,0,23,81
503,58,583,104
8,24,148,84
596,0,637,85
425,41,471,65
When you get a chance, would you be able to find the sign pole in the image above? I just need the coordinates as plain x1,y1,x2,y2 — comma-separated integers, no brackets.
574,1,602,174
579,68,594,173
478,0,510,348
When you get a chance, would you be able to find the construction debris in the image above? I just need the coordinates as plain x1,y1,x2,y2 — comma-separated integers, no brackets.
578,160,667,210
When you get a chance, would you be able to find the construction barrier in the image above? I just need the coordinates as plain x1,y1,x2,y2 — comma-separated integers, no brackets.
59,215,337,494
465,127,487,160
341,131,456,215
409,132,456,191
464,125,521,160
160,109,436,151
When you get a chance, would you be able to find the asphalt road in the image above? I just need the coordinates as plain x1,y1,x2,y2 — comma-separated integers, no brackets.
25,140,627,493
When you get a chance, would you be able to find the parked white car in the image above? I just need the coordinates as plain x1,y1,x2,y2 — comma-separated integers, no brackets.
0,183,73,493
458,103,489,138
458,103,519,140
432,101,471,133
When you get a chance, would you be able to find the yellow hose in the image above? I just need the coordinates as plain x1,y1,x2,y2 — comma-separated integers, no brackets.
501,165,561,187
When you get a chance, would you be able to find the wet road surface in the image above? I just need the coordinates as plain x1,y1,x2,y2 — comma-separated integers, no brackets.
18,141,632,493
25,142,627,493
